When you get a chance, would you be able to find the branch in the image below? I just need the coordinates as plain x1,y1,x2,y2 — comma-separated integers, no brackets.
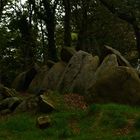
42,0,59,15
99,0,136,24
42,0,51,14
53,0,59,12
29,0,46,21
0,0,8,19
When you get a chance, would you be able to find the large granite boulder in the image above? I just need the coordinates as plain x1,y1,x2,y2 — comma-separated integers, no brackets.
0,97,21,112
104,45,131,67
12,72,26,91
41,61,66,90
74,53,118,94
15,95,40,113
58,52,136,105
87,66,140,105
28,61,66,93
71,55,100,94
88,54,119,86
28,65,49,93
57,51,100,93
0,84,17,99
12,64,39,92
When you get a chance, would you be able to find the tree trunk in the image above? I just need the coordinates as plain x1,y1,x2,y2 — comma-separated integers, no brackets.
18,14,34,69
63,0,71,47
43,0,58,62
30,0,58,62
47,17,58,62
77,1,88,51
40,20,47,63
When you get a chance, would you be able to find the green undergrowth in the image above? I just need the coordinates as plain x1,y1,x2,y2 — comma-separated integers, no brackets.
1,103,140,140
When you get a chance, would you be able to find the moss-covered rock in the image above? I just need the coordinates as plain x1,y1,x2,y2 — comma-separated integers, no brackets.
71,55,100,94
15,95,39,113
28,65,49,93
0,97,21,112
58,51,100,93
91,54,118,81
41,61,66,90
12,65,39,92
28,61,66,93
0,84,17,98
87,66,140,105
36,115,51,129
105,45,131,67
11,72,26,91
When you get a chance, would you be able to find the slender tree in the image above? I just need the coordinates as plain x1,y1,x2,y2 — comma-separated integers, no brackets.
77,0,90,51
18,13,35,69
30,0,59,62
42,0,59,61
63,0,71,47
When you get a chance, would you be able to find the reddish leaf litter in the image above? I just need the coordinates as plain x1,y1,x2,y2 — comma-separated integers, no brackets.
69,119,80,134
64,93,88,110
114,119,135,136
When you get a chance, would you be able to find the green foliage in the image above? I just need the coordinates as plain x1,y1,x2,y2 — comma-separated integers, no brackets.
88,104,101,113
0,26,22,86
71,33,78,41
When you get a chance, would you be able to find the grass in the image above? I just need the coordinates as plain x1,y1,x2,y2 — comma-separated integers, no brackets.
1,103,140,140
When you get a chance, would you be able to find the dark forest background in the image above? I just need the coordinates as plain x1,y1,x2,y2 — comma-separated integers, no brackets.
0,0,140,86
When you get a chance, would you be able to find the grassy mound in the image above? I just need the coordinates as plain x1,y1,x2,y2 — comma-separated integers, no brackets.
1,103,140,140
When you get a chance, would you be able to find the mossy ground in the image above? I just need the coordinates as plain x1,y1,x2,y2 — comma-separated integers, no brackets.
1,103,140,140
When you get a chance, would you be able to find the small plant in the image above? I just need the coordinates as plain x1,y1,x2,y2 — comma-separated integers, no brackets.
113,115,128,129
88,104,101,114
58,127,73,139
134,117,140,129
101,110,128,129
131,134,140,140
